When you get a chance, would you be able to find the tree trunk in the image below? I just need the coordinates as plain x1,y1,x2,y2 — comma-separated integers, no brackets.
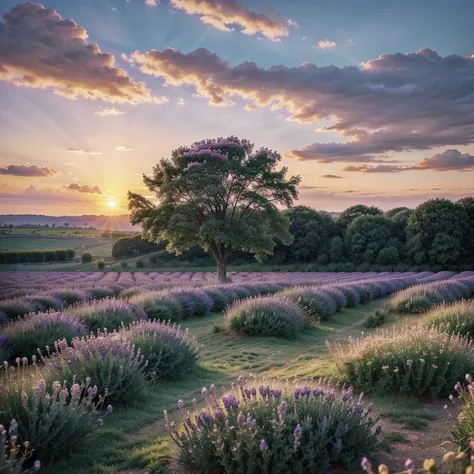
216,258,227,283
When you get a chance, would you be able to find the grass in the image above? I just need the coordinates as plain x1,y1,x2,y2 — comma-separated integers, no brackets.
44,298,394,474
0,236,112,254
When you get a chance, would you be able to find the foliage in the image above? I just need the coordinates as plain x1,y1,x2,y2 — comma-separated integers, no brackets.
128,136,300,282
337,205,383,229
364,309,387,328
225,296,306,337
0,299,37,320
1,311,87,360
112,235,160,258
0,365,108,464
68,299,148,333
81,252,93,263
42,334,148,406
385,207,412,219
377,247,400,266
129,291,184,321
0,249,74,264
457,197,474,264
96,259,105,270
406,198,469,266
274,206,338,263
426,301,474,337
135,259,145,269
345,216,399,264
202,287,231,312
0,419,40,473
329,236,344,263
50,289,90,305
168,376,380,473
329,325,474,397
282,287,337,321
121,320,199,380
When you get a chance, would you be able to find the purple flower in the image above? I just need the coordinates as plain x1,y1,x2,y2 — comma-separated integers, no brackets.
259,439,268,452
214,407,226,421
293,424,303,449
34,460,41,471
222,394,239,412
196,409,214,427
107,404,113,413
237,412,246,426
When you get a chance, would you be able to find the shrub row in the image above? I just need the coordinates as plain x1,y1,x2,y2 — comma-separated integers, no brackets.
225,276,420,338
390,277,474,314
0,249,75,264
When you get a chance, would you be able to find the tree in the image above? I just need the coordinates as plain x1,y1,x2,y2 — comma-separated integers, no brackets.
345,215,398,263
337,205,383,229
377,246,400,265
329,236,344,263
385,207,412,219
457,197,474,263
406,198,468,266
276,206,336,262
128,136,300,282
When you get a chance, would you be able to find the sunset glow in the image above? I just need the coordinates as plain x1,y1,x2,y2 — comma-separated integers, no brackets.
0,0,472,216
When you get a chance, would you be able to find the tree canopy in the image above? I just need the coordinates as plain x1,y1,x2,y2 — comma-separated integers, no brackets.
337,204,383,228
128,136,300,281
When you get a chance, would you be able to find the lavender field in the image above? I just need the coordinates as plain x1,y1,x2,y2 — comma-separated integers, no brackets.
1,270,474,473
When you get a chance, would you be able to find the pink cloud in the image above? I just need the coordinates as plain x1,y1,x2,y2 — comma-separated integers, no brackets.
0,164,58,177
64,183,103,194
0,3,166,104
169,0,289,40
128,47,474,163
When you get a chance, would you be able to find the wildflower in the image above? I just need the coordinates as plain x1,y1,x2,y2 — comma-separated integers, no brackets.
393,367,399,373
202,387,207,397
361,457,372,473
404,459,415,473
293,424,303,449
259,439,268,452
378,464,389,474
178,399,184,411
406,359,413,366
277,400,288,418
238,375,245,386
210,384,216,393
237,412,246,427
34,460,41,471
222,394,239,412
467,374,473,384
382,366,389,370
107,404,113,413
423,458,436,471
192,398,197,407
419,358,425,364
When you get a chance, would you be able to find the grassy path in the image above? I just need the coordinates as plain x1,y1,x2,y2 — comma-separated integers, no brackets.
47,299,443,474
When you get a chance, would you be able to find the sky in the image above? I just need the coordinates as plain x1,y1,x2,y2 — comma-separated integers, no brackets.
0,0,473,216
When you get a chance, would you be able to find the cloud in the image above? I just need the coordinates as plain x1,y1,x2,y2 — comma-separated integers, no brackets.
410,149,474,171
343,164,406,173
115,146,133,151
321,174,344,179
128,47,474,162
145,0,159,6
0,185,93,203
95,106,125,116
66,148,102,156
317,39,336,49
0,164,58,177
169,0,289,40
0,3,165,104
177,97,186,105
286,19,299,28
64,183,103,194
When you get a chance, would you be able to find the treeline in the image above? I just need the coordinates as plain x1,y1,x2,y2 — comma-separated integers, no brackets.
113,197,474,271
0,248,75,264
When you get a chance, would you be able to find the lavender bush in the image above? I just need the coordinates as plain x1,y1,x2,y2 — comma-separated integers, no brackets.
202,287,231,312
1,312,87,360
225,296,307,337
42,333,148,406
68,299,147,332
390,279,474,314
168,376,380,472
49,289,91,306
129,291,184,321
450,374,474,453
29,295,64,312
427,300,474,337
0,299,37,320
0,419,40,473
282,287,337,321
329,326,474,397
0,363,107,463
120,320,199,380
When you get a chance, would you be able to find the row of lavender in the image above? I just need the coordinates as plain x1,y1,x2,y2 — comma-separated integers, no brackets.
0,271,464,320
0,270,459,301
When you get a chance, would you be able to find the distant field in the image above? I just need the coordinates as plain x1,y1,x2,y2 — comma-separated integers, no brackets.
0,228,132,238
0,236,113,256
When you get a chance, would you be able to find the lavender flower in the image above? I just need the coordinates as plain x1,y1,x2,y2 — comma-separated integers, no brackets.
293,424,303,449
259,439,268,452
222,394,239,412
278,400,288,418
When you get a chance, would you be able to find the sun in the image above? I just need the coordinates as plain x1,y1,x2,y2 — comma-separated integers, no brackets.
108,199,117,208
